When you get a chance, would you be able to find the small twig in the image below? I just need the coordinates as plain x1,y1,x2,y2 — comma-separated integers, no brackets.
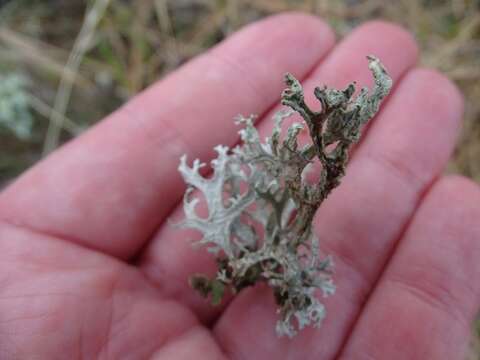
26,93,83,136
0,28,92,89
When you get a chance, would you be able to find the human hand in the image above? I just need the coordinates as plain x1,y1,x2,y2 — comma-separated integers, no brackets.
0,13,479,360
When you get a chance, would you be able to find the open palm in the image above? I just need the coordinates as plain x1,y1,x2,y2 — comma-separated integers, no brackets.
1,13,479,360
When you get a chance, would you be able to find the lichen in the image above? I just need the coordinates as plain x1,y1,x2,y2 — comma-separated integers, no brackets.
0,73,33,140
178,55,392,338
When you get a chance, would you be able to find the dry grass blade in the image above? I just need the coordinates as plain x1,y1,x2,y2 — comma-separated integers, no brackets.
153,0,180,70
127,0,152,95
27,93,83,136
42,0,111,156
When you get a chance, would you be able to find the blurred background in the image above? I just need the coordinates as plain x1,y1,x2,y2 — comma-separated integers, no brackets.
0,0,479,356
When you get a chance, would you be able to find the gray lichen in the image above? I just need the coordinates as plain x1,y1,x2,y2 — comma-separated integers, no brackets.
0,73,33,140
178,55,392,338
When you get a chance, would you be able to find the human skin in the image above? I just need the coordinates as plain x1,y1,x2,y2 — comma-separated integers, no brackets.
0,12,479,360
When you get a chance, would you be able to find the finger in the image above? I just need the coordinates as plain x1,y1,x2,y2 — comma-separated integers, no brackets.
0,13,335,260
339,176,480,360
140,21,417,326
215,43,465,359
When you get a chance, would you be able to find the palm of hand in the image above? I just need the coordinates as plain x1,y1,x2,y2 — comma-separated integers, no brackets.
0,14,479,360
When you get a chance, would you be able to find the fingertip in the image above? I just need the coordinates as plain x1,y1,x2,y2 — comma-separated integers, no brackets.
308,20,418,92
344,20,419,80
427,175,480,213
246,11,336,46
213,12,336,75
407,67,464,117
353,20,419,57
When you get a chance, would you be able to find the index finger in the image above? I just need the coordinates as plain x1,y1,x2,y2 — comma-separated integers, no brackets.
0,13,335,259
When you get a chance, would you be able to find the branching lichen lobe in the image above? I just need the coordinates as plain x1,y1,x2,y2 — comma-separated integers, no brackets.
178,56,392,338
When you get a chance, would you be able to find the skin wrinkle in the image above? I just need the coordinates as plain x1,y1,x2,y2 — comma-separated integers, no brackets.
386,275,469,330
0,219,103,266
141,247,236,327
0,293,72,343
139,229,230,325
0,310,52,326
101,271,201,358
362,147,425,190
320,241,370,302
137,311,202,360
141,252,201,313
77,321,84,360
95,266,121,359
